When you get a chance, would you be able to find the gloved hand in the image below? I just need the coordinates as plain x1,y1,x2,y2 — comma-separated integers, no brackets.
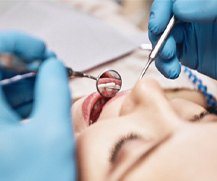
0,58,76,181
148,0,217,79
0,31,56,117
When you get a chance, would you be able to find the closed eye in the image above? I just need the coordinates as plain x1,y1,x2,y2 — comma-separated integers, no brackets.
109,133,141,164
190,111,217,122
190,111,209,122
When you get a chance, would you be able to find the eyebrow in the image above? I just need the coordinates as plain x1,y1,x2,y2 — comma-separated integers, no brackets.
109,133,140,163
118,134,171,180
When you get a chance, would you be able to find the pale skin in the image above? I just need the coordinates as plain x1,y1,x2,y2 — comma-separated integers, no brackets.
73,78,217,181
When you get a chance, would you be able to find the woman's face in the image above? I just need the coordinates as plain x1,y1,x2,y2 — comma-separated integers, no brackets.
73,78,217,181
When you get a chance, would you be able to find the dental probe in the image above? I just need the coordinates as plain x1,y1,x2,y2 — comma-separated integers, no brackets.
0,72,36,86
139,16,176,79
0,67,72,86
0,67,97,86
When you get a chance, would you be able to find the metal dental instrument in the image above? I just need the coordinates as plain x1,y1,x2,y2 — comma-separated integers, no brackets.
67,68,122,98
96,69,122,98
139,16,176,79
0,66,122,98
67,68,97,81
0,67,74,86
0,71,36,86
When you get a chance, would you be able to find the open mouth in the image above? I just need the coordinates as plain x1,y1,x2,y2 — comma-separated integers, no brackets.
82,92,110,125
82,76,122,125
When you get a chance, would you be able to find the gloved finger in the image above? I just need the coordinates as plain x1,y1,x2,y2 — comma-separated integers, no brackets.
0,31,47,62
155,56,181,79
170,23,187,60
148,0,172,35
44,49,56,59
32,58,71,121
171,23,185,44
173,0,217,22
0,75,20,125
149,31,176,60
3,77,35,118
148,28,158,44
170,23,199,67
159,36,177,60
26,49,56,71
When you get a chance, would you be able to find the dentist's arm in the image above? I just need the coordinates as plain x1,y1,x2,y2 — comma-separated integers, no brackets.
0,58,76,181
148,0,217,79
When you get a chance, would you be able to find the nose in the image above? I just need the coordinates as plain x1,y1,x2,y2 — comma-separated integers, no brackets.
120,78,183,131
120,78,171,113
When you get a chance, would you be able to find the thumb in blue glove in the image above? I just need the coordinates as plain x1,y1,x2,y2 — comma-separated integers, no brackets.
148,0,217,79
0,31,55,63
0,58,76,181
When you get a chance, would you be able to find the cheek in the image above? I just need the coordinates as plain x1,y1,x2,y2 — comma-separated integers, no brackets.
72,98,88,133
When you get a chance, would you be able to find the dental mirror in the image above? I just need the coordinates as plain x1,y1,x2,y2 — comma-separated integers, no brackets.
0,55,122,98
96,69,122,98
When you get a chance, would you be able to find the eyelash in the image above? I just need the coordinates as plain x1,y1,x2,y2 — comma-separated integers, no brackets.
109,133,140,163
190,111,210,122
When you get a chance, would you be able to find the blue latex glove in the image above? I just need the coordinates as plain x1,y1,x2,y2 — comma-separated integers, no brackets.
0,58,76,181
148,0,217,79
0,31,56,117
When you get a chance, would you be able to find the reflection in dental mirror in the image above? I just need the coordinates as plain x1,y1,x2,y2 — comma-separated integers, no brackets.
96,70,122,98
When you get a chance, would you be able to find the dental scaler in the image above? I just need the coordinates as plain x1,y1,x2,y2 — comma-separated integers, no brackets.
139,16,176,79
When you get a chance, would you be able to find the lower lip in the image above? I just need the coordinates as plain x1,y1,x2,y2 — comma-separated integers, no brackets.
82,93,101,125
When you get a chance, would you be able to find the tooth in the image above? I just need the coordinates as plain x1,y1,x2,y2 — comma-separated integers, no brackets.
98,87,103,93
106,87,113,92
106,84,120,91
115,85,120,89
98,83,106,88
98,82,115,89
98,86,106,93
93,105,98,110
112,74,119,79
106,82,115,87
107,83,116,90
93,101,100,110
